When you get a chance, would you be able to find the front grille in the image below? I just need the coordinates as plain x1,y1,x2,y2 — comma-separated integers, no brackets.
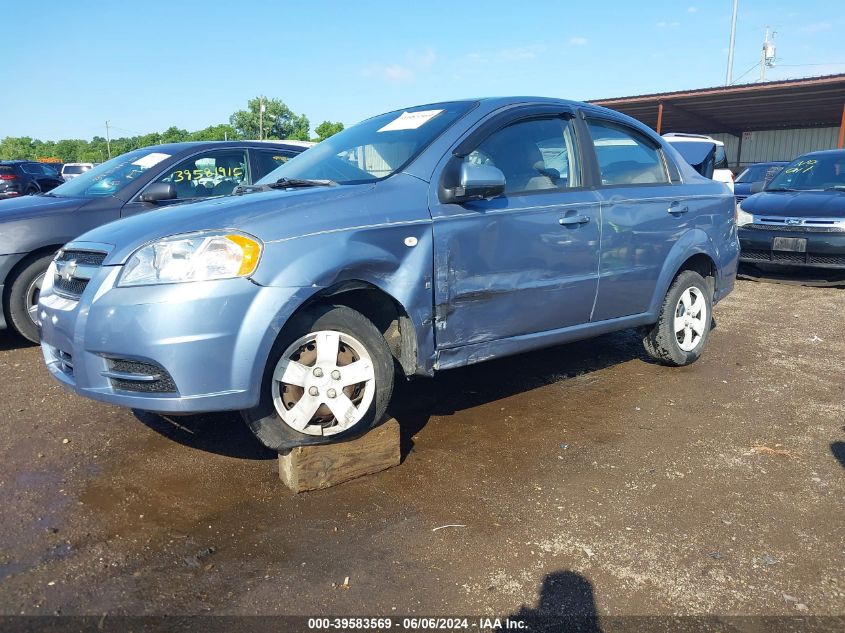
52,250,107,300
735,195,748,203
105,358,177,394
744,223,845,233
741,250,845,267
55,250,106,266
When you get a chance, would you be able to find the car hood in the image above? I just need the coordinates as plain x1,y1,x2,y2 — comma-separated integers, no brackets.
741,190,845,218
0,194,88,222
72,183,378,265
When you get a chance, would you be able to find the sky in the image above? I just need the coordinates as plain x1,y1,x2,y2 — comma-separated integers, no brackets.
2,0,844,141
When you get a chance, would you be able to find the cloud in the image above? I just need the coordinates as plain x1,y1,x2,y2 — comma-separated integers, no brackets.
569,36,588,46
499,46,544,61
656,20,680,28
801,21,832,33
361,48,436,83
687,6,698,13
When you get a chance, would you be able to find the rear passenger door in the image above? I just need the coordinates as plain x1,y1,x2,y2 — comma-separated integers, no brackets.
586,117,689,320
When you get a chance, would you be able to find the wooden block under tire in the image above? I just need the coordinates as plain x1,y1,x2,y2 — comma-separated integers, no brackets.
278,419,400,493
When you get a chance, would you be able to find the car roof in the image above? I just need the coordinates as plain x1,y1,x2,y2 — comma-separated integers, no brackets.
135,140,312,154
799,149,845,159
0,160,37,164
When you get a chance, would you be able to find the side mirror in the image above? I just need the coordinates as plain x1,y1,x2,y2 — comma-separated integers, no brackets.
750,181,765,194
139,181,177,203
440,162,506,204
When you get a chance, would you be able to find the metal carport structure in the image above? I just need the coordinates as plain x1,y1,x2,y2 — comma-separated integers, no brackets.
590,74,845,169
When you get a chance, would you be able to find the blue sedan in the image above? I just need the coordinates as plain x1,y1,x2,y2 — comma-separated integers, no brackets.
38,98,738,450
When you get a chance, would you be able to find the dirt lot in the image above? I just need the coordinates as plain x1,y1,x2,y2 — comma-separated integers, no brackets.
0,279,843,623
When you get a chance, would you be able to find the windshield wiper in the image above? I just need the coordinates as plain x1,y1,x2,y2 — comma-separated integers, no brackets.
823,185,845,192
766,187,799,192
234,178,337,195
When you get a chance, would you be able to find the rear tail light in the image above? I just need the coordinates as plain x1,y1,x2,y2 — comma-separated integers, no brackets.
0,174,17,181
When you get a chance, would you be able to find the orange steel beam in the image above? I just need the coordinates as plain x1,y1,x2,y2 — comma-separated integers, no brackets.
656,101,664,135
839,102,845,148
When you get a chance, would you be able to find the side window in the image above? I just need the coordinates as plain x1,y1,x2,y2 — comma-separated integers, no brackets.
152,150,249,199
587,119,670,185
20,163,42,175
41,165,60,177
254,150,297,180
465,117,580,194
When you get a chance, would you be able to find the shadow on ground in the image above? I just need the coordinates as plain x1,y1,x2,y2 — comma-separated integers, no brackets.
130,329,651,462
502,570,600,632
738,263,845,288
831,441,845,470
390,328,651,459
0,331,36,352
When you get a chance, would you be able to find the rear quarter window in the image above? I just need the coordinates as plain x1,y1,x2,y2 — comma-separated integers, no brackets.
715,146,729,170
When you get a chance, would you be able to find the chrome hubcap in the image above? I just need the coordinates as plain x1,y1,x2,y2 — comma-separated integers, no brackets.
674,286,707,352
26,272,45,326
271,330,375,436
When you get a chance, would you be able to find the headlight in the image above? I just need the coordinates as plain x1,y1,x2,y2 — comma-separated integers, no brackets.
118,231,262,287
735,203,753,226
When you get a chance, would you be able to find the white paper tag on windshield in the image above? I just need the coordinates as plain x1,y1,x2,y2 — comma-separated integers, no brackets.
378,109,443,132
131,152,171,168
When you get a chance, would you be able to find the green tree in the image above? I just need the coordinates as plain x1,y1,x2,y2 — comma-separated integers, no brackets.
229,96,310,140
314,121,344,142
189,124,241,142
160,126,190,144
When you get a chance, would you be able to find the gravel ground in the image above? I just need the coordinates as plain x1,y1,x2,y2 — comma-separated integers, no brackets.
0,279,843,623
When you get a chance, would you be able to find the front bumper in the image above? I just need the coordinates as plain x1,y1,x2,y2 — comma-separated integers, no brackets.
738,226,845,269
39,263,313,413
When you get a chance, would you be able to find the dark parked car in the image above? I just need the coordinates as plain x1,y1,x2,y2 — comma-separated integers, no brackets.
0,160,64,199
737,150,845,272
38,98,739,452
734,161,787,202
0,140,311,342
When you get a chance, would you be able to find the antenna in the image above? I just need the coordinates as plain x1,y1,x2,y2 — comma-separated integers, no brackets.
760,27,777,82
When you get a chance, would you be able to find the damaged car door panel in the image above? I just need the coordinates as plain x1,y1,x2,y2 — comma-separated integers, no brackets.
38,98,738,450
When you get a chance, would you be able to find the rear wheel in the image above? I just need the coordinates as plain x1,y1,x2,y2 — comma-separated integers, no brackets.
6,254,53,343
642,270,713,366
242,305,394,451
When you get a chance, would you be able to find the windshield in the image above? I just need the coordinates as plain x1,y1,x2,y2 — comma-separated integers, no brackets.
49,149,172,197
63,165,89,174
766,154,845,191
256,101,477,186
736,163,785,184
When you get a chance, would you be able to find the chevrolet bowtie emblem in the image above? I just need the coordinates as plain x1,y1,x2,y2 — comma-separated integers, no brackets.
785,218,802,226
57,259,78,282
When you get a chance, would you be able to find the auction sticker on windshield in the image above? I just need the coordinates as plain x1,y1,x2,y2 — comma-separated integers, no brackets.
131,152,171,169
378,109,443,132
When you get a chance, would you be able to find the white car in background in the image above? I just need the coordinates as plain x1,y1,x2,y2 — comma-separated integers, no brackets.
663,133,734,192
61,162,94,180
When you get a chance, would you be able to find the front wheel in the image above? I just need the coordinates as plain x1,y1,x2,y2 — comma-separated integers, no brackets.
642,270,713,366
242,305,395,451
6,253,54,343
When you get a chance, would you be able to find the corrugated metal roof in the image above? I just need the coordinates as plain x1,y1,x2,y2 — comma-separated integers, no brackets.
589,74,845,135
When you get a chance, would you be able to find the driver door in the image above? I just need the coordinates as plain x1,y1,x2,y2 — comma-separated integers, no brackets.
429,112,601,350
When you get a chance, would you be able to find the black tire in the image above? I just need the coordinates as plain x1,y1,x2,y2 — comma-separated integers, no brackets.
5,253,54,344
25,186,39,195
241,304,395,451
642,270,713,366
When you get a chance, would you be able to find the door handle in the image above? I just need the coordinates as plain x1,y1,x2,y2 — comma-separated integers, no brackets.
668,203,689,216
559,215,590,226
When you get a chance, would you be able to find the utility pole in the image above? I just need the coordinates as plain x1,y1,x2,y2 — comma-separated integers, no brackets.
725,0,739,85
105,120,112,158
259,97,265,141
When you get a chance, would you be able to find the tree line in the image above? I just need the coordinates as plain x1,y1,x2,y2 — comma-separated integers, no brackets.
0,96,344,163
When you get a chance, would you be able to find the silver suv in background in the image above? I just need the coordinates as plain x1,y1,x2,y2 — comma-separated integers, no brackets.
663,133,734,192
60,163,94,180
